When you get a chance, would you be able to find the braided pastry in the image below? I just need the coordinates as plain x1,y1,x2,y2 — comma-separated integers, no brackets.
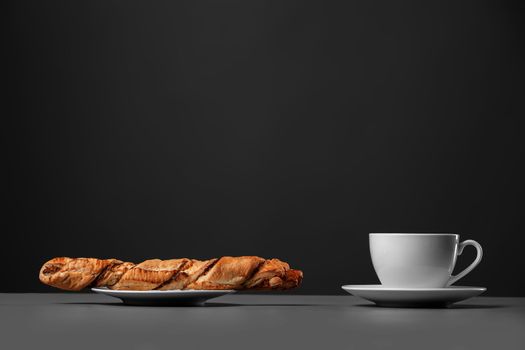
39,256,303,291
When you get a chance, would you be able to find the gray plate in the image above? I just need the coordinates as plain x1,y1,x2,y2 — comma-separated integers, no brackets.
91,287,235,306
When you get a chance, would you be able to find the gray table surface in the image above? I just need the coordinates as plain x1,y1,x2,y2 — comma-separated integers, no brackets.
1,294,524,350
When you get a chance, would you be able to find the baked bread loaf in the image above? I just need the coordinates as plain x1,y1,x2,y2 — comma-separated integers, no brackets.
39,256,303,291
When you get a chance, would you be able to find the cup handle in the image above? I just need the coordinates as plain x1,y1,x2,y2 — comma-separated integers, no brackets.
447,239,483,286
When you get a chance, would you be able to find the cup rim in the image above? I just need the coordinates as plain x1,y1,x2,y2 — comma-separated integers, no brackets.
369,233,459,236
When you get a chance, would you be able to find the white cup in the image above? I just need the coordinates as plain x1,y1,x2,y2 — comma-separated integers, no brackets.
369,233,483,288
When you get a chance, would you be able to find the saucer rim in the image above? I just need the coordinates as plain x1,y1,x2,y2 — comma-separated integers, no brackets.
369,233,458,236
341,284,486,292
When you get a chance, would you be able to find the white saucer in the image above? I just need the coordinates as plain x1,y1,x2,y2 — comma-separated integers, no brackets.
341,285,486,308
91,287,235,306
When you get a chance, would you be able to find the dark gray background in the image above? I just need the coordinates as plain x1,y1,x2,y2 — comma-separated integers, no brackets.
5,0,525,295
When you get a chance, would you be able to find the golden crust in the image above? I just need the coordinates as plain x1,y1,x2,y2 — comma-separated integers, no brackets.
157,259,217,290
111,259,188,290
244,258,290,288
94,261,135,287
187,256,265,290
282,269,303,289
39,256,303,292
248,269,303,290
39,257,119,291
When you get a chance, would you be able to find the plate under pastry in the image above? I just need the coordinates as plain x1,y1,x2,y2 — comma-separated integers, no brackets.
91,287,235,306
